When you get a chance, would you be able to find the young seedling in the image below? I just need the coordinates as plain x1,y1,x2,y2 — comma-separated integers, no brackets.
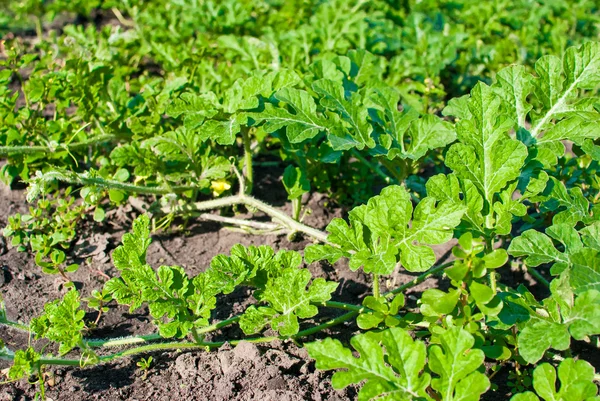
136,356,153,380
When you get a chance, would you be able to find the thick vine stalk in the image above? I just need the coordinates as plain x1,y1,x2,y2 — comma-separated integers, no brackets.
163,193,330,243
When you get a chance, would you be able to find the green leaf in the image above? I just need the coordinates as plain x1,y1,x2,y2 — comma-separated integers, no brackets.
370,87,455,160
306,327,430,401
530,42,600,138
166,92,219,129
507,228,568,267
8,348,41,380
312,79,375,149
310,185,465,273
580,222,600,250
223,75,269,114
536,115,600,152
567,289,600,341
283,165,310,200
428,327,490,401
510,393,539,401
105,216,226,337
494,65,534,129
420,288,460,317
304,244,345,265
112,214,152,271
570,249,600,294
392,196,466,272
510,359,599,401
542,178,594,225
444,82,528,232
240,267,337,336
30,289,86,355
200,114,246,146
518,288,600,364
395,115,455,161
518,318,570,364
508,224,595,277
258,88,329,143
93,207,105,222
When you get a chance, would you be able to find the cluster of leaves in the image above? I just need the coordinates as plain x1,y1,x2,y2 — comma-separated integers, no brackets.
302,43,600,399
102,214,338,339
2,186,85,277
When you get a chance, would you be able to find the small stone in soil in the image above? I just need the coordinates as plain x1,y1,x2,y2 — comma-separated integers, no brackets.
0,265,9,286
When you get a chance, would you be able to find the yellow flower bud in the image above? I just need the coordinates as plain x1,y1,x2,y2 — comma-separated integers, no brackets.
210,180,231,197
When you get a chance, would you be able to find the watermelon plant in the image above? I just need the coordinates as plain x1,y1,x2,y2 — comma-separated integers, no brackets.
0,1,599,400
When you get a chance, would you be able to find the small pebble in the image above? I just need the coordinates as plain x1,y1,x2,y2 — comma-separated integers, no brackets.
0,266,9,286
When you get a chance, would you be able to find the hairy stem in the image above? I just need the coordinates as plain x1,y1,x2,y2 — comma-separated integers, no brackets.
14,71,30,109
85,334,163,348
165,194,329,243
0,261,455,369
34,17,43,42
0,312,356,368
292,311,357,338
34,170,197,195
197,213,280,231
0,134,117,156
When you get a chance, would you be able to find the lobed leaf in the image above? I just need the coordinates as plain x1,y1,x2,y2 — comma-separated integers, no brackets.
306,327,430,401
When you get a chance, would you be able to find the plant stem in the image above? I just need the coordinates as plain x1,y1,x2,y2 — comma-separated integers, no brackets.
484,237,497,292
34,17,43,42
197,213,280,231
85,334,163,348
527,266,550,288
4,317,243,349
13,71,29,109
111,7,136,27
0,319,30,332
373,274,380,298
165,194,329,243
98,341,211,362
194,316,241,335
35,170,196,195
292,311,357,338
291,198,302,221
241,126,253,194
384,261,455,299
322,301,363,312
0,134,117,156
350,150,393,184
